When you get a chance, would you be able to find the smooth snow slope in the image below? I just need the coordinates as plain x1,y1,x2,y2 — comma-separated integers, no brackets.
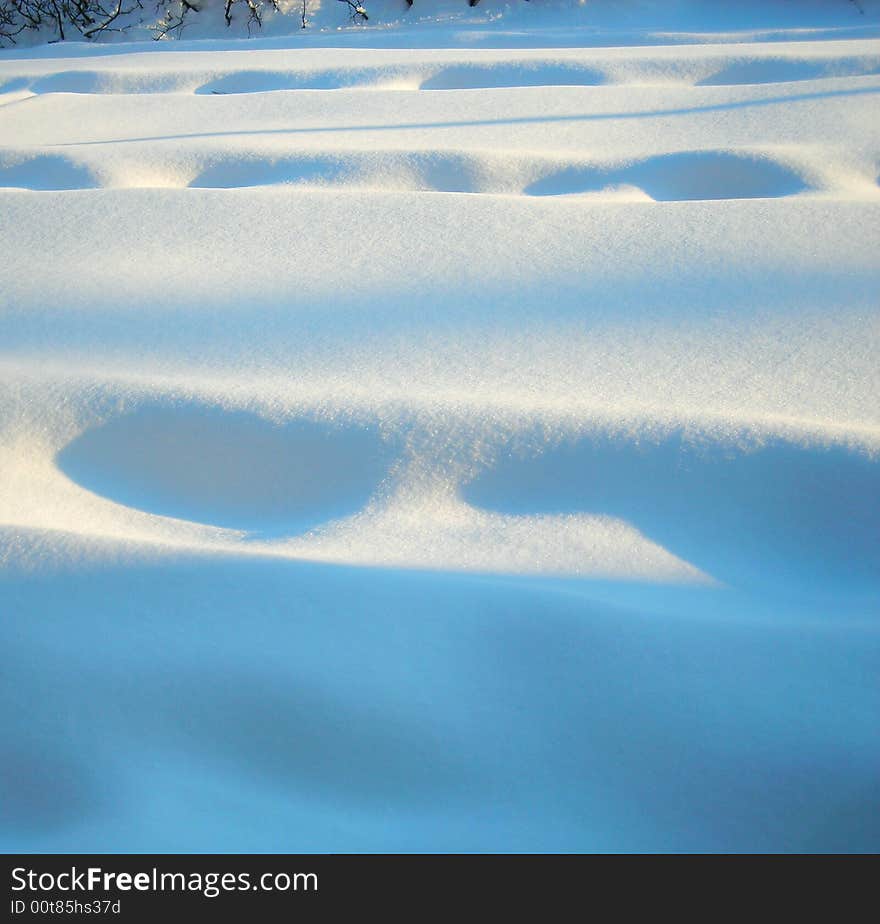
1,3,879,852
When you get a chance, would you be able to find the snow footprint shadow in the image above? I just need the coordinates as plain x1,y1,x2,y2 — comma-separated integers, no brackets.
29,71,103,94
190,151,484,193
195,70,359,94
0,154,98,190
420,62,605,90
526,150,807,200
463,432,880,589
57,404,397,537
190,155,345,189
698,56,880,86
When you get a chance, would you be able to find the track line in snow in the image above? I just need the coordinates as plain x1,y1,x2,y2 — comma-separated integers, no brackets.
2,49,879,96
0,146,850,200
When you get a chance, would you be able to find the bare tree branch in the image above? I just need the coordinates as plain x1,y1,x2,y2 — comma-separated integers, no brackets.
337,0,367,23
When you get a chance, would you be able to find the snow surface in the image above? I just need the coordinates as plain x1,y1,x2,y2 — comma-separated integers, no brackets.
1,1,879,852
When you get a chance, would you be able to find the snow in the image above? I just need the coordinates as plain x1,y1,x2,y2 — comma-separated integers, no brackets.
1,1,879,852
